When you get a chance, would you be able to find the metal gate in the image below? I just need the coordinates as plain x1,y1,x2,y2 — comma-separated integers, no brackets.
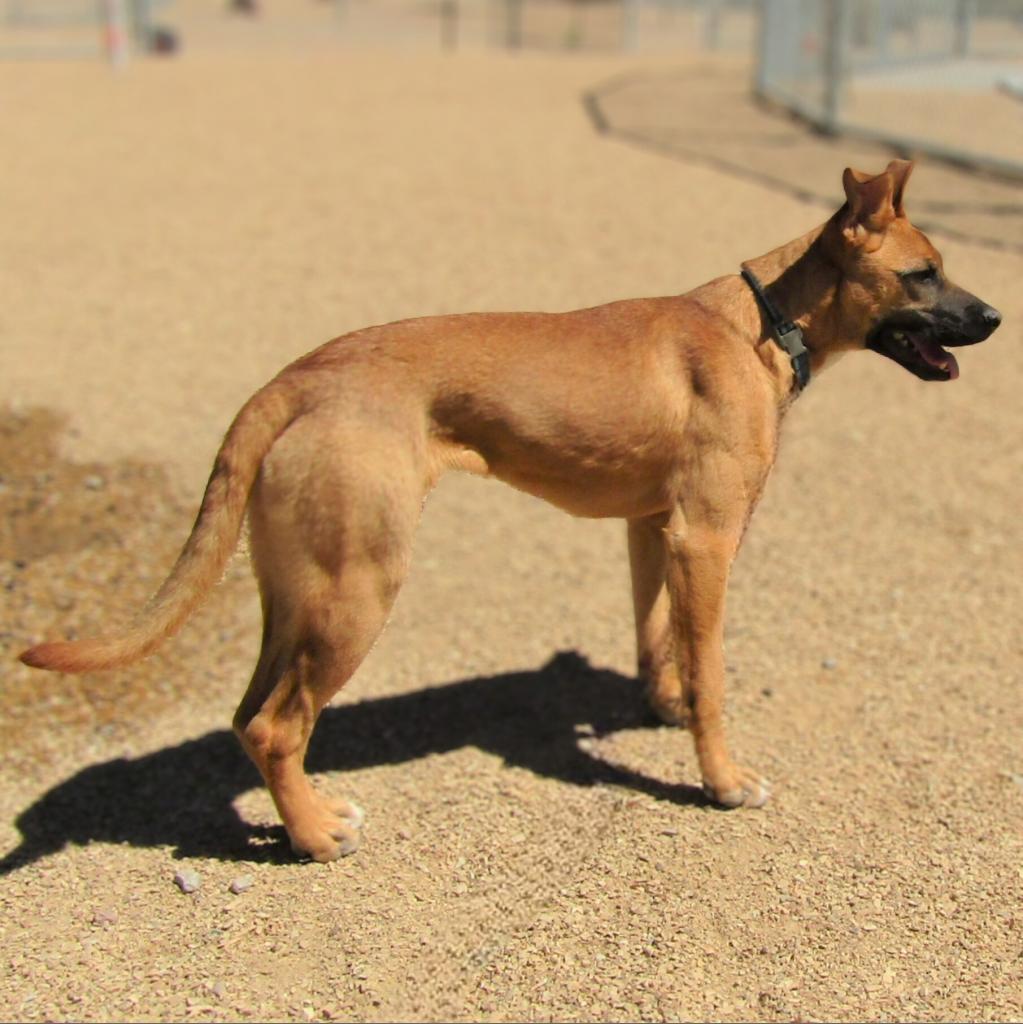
756,0,1023,180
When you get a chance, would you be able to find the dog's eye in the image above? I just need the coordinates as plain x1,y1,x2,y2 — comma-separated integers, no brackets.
904,265,940,284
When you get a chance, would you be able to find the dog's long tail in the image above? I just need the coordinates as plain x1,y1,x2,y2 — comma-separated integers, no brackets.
19,378,303,674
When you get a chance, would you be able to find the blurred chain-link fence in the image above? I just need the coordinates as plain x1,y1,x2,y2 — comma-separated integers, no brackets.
756,0,1023,179
4,0,1021,185
0,0,173,58
0,0,760,60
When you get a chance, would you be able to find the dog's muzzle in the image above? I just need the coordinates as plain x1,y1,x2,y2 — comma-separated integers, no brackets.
867,301,1002,382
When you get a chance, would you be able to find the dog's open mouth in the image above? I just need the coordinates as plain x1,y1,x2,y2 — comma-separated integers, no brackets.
867,323,959,381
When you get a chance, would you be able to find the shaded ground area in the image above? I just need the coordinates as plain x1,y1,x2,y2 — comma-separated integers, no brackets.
1,649,708,874
1,43,1022,1024
586,60,1023,250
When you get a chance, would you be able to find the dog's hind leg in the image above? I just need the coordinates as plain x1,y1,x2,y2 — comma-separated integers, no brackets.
233,415,423,862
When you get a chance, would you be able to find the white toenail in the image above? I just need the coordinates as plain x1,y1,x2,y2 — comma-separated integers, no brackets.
346,802,366,829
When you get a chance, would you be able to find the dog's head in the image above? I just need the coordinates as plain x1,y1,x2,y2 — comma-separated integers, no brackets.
829,160,1001,381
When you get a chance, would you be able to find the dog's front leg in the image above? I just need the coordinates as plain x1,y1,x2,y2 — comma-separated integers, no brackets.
627,515,688,726
663,505,769,808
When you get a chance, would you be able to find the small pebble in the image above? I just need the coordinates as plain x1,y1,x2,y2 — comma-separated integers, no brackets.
228,875,254,895
821,657,838,670
173,869,201,894
91,907,118,926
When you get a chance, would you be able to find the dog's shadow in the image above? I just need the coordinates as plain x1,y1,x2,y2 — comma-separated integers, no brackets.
0,651,706,873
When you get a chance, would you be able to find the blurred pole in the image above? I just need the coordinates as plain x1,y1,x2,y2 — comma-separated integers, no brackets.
753,0,769,97
876,0,889,63
128,0,154,50
504,0,523,47
703,0,722,50
822,0,850,132
621,0,640,51
954,0,975,56
102,0,128,67
908,0,920,49
441,0,458,49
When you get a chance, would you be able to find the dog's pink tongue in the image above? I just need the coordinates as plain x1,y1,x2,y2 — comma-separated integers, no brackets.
918,338,960,379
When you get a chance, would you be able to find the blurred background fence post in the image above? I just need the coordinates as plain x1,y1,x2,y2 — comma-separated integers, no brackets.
954,0,974,55
702,0,722,49
822,0,851,130
102,0,128,67
440,0,458,49
502,0,523,48
621,0,641,52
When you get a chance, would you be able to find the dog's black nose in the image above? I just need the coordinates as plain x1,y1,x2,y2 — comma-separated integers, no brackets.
981,305,1002,330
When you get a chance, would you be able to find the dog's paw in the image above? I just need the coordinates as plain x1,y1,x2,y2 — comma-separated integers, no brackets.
290,818,361,863
289,798,365,862
322,796,365,830
702,764,770,809
644,672,691,728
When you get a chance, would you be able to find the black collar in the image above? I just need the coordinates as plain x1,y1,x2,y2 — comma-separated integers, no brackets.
740,267,810,392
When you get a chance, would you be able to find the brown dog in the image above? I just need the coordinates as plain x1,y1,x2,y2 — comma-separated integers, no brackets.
21,161,1001,862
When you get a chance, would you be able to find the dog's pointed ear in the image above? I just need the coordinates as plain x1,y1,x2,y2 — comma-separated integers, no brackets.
886,158,914,216
841,165,899,251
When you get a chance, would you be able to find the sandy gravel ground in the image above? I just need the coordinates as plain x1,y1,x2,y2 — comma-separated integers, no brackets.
1,25,1022,1024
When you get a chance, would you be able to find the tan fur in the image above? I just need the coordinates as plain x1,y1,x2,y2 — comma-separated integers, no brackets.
20,163,999,861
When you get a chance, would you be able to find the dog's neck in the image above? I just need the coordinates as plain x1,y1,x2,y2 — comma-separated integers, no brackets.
742,219,854,375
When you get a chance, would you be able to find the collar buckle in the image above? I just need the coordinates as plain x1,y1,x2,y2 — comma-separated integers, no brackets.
775,322,810,390
740,267,811,392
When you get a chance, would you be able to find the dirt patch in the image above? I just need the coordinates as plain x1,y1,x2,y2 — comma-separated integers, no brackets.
0,407,173,561
0,407,253,781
